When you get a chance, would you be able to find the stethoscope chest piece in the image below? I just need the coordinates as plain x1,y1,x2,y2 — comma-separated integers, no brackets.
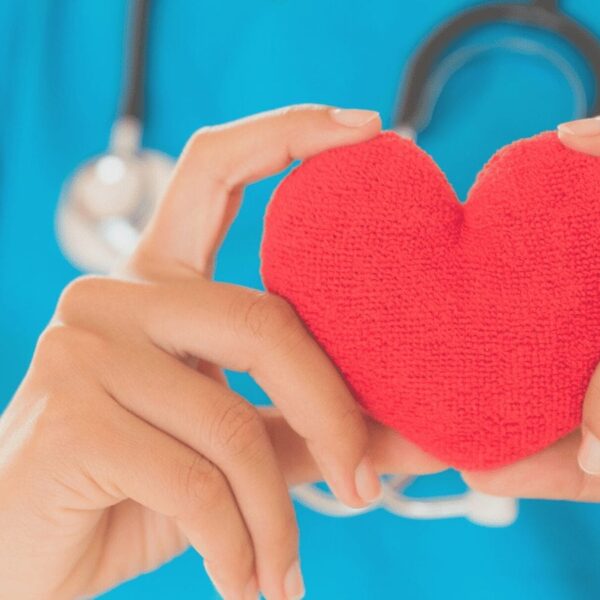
56,1,174,274
56,117,174,273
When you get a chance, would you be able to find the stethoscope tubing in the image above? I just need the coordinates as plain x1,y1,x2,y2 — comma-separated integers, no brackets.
122,0,150,122
396,0,600,132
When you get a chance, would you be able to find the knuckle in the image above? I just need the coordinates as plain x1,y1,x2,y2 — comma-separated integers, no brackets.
317,405,366,451
56,276,106,319
35,325,74,362
56,276,141,329
337,404,365,433
180,456,226,514
212,401,266,460
242,291,300,345
186,128,225,176
189,126,217,152
33,325,107,376
178,126,234,198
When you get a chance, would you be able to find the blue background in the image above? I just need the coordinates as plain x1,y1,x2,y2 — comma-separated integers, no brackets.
1,1,600,598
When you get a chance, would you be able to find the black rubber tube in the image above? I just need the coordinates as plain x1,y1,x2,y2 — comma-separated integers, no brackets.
121,0,150,120
395,2,600,131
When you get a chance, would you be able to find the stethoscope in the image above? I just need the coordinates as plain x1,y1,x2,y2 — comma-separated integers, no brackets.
55,0,600,526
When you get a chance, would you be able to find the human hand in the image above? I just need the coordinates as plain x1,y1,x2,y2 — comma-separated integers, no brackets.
462,116,600,500
0,105,444,600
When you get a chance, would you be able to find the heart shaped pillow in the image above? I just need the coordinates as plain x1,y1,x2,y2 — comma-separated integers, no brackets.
260,131,600,470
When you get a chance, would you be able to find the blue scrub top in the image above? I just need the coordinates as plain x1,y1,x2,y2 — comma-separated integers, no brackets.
2,1,600,598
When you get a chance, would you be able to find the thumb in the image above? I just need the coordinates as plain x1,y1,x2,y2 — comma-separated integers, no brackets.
558,118,600,474
578,363,600,475
557,116,600,156
133,105,381,275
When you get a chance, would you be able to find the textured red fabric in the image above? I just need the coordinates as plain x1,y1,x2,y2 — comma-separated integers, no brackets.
261,131,600,470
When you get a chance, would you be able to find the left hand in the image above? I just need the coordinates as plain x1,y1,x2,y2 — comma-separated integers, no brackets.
0,106,445,600
463,117,600,501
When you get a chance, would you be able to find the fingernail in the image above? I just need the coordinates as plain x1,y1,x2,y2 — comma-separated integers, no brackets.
284,560,305,600
330,108,379,127
244,575,260,600
578,430,600,475
203,561,225,598
558,117,600,137
354,456,382,504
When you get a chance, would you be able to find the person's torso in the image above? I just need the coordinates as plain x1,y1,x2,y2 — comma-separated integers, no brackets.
1,2,599,598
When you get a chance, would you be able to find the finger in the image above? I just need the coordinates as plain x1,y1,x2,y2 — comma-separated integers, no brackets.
577,362,600,477
137,279,381,509
56,276,380,512
135,105,381,273
260,407,446,486
102,344,300,599
460,431,600,501
91,400,259,600
557,116,600,156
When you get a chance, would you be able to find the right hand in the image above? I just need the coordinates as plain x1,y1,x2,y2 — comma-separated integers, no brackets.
0,106,444,600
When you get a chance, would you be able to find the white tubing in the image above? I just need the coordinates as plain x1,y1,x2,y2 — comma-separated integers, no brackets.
291,477,518,527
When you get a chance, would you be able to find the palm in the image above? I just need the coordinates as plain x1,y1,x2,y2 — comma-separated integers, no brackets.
52,502,189,598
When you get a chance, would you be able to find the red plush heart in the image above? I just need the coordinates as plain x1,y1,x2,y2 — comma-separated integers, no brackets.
261,131,600,470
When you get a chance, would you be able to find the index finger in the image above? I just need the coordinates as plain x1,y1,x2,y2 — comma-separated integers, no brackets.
134,105,381,273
